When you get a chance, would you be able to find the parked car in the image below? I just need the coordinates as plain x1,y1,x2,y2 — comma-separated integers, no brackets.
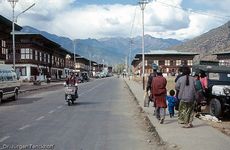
0,65,20,103
192,64,230,118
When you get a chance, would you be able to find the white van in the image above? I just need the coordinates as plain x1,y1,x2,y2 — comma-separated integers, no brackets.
0,65,20,103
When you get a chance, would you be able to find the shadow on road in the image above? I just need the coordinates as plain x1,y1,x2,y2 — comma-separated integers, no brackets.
76,101,102,106
0,97,43,106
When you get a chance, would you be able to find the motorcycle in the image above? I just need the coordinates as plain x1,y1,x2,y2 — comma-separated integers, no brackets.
64,83,78,106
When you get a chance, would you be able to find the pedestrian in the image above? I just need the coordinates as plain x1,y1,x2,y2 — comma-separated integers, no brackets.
151,69,167,124
175,66,196,128
174,65,185,110
193,73,205,114
199,70,208,97
146,69,157,112
166,89,177,118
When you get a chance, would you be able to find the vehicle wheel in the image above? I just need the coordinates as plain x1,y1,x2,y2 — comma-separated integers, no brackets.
13,90,19,101
209,98,222,118
71,100,74,104
68,101,71,106
0,93,2,103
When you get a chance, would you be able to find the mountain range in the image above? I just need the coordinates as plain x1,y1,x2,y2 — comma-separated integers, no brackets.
21,26,182,64
170,21,230,60
22,20,230,64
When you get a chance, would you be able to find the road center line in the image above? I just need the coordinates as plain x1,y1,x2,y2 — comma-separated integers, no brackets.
0,136,10,143
35,116,45,121
48,110,55,114
18,124,31,130
57,106,63,109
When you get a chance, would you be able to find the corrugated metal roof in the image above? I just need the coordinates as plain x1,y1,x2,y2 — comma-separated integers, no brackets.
213,51,230,55
137,50,198,55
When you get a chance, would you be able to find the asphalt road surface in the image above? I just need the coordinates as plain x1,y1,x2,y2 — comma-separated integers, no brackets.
0,77,159,150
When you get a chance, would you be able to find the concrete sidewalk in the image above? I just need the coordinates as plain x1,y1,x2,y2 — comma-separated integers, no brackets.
124,78,230,150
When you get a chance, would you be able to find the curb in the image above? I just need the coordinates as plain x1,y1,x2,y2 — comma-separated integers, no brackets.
124,80,166,146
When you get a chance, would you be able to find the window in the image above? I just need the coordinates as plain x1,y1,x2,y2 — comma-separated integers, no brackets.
187,60,193,66
176,60,181,66
0,70,13,81
21,48,32,59
47,54,50,63
165,60,170,66
52,56,54,65
1,40,6,54
16,67,27,76
35,50,38,61
44,53,47,63
219,60,225,66
153,60,159,65
39,52,42,61
145,60,147,66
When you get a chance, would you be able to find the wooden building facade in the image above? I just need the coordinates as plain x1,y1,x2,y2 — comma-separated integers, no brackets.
132,50,198,76
214,51,230,66
0,15,22,64
5,32,74,81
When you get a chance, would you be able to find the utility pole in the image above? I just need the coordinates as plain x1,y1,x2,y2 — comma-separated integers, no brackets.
8,0,18,71
8,0,35,71
128,39,133,80
73,40,76,70
139,0,148,90
89,53,91,77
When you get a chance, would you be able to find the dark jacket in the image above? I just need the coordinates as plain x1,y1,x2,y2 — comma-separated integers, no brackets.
146,73,156,92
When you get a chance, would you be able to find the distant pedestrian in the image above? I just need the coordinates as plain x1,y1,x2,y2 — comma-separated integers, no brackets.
175,66,196,128
174,65,185,110
152,69,167,124
166,89,177,118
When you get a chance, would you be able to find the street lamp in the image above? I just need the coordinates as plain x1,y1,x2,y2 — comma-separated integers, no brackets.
8,0,35,70
138,0,148,90
8,0,18,71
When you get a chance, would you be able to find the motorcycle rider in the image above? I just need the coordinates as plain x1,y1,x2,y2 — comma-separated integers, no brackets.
65,71,78,97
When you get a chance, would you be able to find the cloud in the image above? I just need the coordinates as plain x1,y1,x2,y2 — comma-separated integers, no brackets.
0,0,229,40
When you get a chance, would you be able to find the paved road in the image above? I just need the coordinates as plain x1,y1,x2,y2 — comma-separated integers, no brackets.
0,77,157,150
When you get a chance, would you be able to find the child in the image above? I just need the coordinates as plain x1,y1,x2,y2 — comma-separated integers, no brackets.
166,89,177,118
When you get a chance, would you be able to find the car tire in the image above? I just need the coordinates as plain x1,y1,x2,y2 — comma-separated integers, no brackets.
0,93,2,103
13,90,19,101
209,98,222,118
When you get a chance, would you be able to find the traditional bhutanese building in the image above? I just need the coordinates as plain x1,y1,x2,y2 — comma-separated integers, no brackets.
0,15,22,64
131,50,198,76
213,51,230,66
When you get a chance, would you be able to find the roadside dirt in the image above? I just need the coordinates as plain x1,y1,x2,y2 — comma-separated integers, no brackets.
206,117,230,137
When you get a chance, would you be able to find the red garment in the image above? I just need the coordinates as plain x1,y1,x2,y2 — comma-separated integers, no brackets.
200,77,208,89
151,75,167,108
66,75,76,85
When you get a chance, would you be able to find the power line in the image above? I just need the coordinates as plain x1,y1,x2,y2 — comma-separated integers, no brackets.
130,5,138,39
128,5,138,76
154,0,230,21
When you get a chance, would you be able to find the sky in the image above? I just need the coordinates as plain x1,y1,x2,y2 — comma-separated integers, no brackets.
1,0,230,40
